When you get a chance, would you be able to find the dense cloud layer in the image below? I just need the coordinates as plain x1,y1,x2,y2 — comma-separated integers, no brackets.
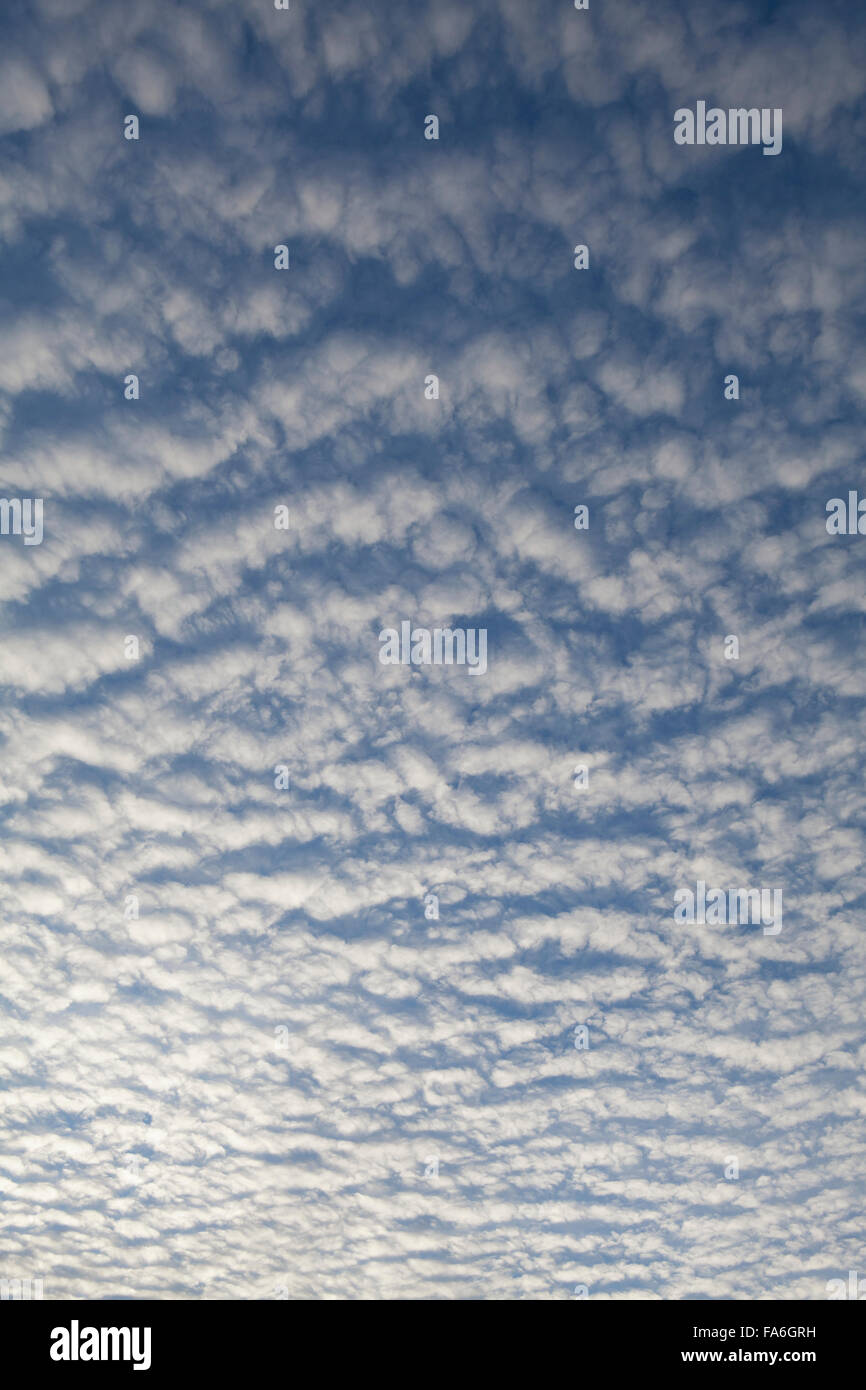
0,0,864,1299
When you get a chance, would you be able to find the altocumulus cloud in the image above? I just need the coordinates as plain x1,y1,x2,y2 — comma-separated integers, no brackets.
0,0,864,1300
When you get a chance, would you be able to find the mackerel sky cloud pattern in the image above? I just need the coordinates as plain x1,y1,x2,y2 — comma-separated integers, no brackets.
0,0,865,1301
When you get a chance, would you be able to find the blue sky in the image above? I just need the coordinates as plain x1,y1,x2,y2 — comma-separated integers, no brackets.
0,0,865,1300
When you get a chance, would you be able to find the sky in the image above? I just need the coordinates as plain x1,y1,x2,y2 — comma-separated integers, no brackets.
0,0,865,1301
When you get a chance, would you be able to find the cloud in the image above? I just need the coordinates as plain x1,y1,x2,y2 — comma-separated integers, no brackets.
0,0,863,1305
0,59,52,134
